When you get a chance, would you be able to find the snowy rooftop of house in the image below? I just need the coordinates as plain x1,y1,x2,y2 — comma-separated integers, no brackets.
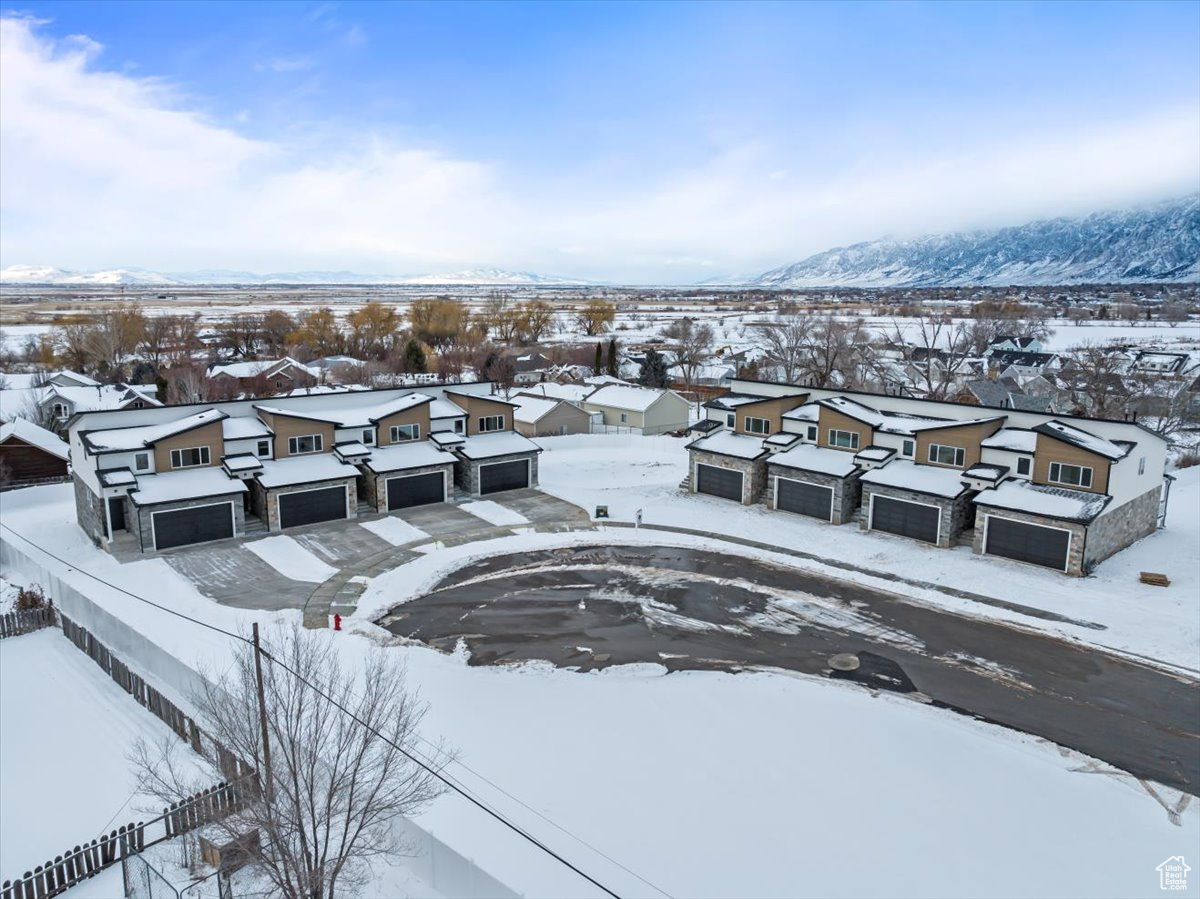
763,432,800,447
222,416,273,440
782,403,819,423
365,441,454,473
277,385,370,397
963,463,1008,481
981,428,1037,453
860,460,969,498
255,454,360,489
705,393,768,411
82,409,227,453
222,454,263,472
129,467,247,506
208,357,316,379
817,396,1000,436
585,384,671,412
510,395,561,423
333,442,372,458
46,385,163,412
98,468,137,487
855,446,895,462
517,383,592,404
687,430,769,460
0,417,70,460
768,443,858,477
1033,421,1131,461
975,479,1111,523
256,393,431,429
428,398,466,419
430,431,465,447
456,431,542,461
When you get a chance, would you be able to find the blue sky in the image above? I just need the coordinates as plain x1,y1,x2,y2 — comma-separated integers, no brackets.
1,1,1197,282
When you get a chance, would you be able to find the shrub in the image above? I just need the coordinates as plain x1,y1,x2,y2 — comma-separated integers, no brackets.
1176,451,1200,470
15,585,47,611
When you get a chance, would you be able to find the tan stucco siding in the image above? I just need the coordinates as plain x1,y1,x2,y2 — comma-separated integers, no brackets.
270,414,336,458
1033,433,1111,494
915,419,1004,469
376,404,432,445
458,395,515,435
587,403,645,428
151,420,224,471
516,402,591,437
817,407,873,452
733,394,809,436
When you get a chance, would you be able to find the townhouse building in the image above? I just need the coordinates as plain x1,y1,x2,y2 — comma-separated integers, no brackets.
66,383,541,554
687,379,1170,576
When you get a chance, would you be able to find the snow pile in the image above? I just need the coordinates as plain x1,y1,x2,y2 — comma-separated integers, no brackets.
359,517,430,546
460,501,530,528
245,536,337,582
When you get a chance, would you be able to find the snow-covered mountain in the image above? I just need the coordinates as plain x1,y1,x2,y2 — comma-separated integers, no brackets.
0,265,591,286
751,195,1200,288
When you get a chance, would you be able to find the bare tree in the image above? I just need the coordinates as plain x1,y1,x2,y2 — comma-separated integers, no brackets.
166,364,218,405
129,625,448,899
261,310,297,356
663,317,713,390
573,299,615,337
797,315,870,388
880,314,974,399
753,313,809,383
1162,302,1190,327
517,301,556,344
1060,342,1130,418
219,313,265,359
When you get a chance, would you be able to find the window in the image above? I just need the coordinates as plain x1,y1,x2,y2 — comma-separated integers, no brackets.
390,424,420,442
454,419,464,434
256,439,271,458
901,440,914,458
1016,457,1031,476
362,429,375,445
807,426,817,441
927,444,966,467
828,429,859,450
1049,462,1093,488
288,434,323,455
727,414,736,428
1138,456,1145,475
134,453,150,472
620,413,628,423
52,403,68,419
478,415,504,433
170,446,210,469
745,417,770,435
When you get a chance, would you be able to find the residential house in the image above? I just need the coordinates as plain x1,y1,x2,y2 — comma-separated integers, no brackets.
206,357,318,393
986,350,1062,381
986,336,1044,355
511,352,555,386
686,378,1168,576
582,384,691,435
510,393,593,437
66,383,541,554
40,384,162,429
0,417,70,487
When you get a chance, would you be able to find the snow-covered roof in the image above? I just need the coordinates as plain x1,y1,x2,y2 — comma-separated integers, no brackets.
256,454,360,489
704,393,766,411
763,432,800,448
222,416,273,440
455,431,542,461
975,480,1111,523
981,428,1037,453
855,446,895,462
333,441,372,459
256,393,431,428
963,463,1008,482
782,403,819,423
585,384,675,413
517,383,592,404
430,431,466,447
98,468,137,487
365,441,454,474
768,443,858,477
429,398,467,419
222,454,263,472
207,356,316,379
82,409,227,453
1033,421,1131,461
860,460,968,499
817,396,998,437
510,395,562,423
44,385,163,412
130,468,247,506
687,430,769,460
0,417,70,460
48,370,101,387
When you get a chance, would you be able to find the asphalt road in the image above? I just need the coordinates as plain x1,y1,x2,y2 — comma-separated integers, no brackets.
379,544,1200,795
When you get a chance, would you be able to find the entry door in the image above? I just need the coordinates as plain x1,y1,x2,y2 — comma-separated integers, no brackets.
108,497,126,533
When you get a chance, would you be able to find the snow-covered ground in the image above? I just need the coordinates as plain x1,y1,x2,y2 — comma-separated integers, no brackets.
245,534,338,582
359,515,430,545
0,628,204,877
460,500,531,528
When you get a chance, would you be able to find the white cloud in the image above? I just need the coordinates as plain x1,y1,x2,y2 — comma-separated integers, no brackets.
1,14,1196,283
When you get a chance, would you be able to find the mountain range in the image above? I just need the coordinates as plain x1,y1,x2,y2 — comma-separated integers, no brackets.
751,195,1199,288
0,266,591,287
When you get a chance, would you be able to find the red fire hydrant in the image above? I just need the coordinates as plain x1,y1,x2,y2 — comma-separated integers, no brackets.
332,613,342,631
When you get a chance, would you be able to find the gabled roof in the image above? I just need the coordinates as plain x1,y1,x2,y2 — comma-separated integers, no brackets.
767,442,858,477
256,393,432,428
585,384,679,413
256,454,360,488
207,356,317,380
0,417,70,460
82,409,227,453
974,479,1111,523
860,460,970,498
686,430,769,461
129,468,247,506
455,431,542,460
44,384,164,413
1033,420,1131,461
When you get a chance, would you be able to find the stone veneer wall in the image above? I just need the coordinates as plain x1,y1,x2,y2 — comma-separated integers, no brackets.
73,476,106,546
1081,484,1162,572
766,466,862,524
689,449,766,506
263,478,357,532
859,483,974,548
370,463,455,512
133,493,246,552
454,451,540,495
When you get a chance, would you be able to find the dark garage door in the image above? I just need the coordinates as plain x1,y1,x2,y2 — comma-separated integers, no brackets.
985,516,1071,571
279,485,347,529
479,459,529,495
777,478,833,521
696,463,743,501
387,472,445,510
153,502,234,550
870,496,939,543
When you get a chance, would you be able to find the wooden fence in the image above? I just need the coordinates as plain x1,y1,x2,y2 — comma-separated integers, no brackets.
1,617,258,899
0,606,55,639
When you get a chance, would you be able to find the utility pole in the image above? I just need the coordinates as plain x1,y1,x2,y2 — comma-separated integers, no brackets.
251,623,274,802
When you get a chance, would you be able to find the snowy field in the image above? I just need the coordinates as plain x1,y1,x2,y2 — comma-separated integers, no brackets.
0,628,203,878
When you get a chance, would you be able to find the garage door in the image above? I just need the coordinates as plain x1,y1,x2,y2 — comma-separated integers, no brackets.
480,459,530,495
387,471,445,510
870,495,939,544
984,516,1071,571
776,477,833,521
152,502,234,550
279,485,347,529
696,463,743,501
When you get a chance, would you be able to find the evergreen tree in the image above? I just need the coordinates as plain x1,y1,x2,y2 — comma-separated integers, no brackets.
593,341,603,375
404,338,427,374
606,337,619,377
637,348,670,388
